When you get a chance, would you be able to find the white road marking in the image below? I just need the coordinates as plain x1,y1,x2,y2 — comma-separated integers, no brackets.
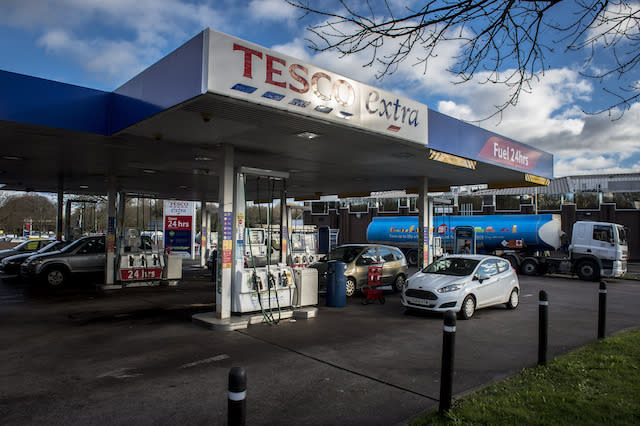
523,293,534,297
179,354,230,369
98,368,142,379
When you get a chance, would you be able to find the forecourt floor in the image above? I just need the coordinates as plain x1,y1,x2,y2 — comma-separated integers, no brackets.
1,268,638,425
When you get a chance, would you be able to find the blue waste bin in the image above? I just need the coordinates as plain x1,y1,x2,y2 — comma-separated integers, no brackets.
326,260,346,307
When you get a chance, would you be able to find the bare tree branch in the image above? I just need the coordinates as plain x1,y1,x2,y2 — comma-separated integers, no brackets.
287,0,640,118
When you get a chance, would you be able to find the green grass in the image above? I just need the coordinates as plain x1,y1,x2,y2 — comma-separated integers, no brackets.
412,329,640,425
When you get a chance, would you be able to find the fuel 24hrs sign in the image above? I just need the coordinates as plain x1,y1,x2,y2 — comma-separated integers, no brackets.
163,200,196,256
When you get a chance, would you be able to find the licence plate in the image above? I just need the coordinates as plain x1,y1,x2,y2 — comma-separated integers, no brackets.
408,297,433,307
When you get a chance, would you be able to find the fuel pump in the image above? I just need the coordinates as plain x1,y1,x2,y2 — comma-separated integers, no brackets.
231,171,296,322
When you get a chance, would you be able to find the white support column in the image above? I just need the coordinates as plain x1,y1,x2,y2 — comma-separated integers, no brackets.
217,145,234,319
280,185,288,264
56,187,64,241
105,189,118,285
418,177,433,268
200,200,207,268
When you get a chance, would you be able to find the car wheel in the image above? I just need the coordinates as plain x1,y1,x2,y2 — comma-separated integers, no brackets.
458,295,475,320
576,260,599,281
520,259,538,276
345,278,356,297
506,288,519,309
392,275,405,293
380,295,386,305
43,266,68,287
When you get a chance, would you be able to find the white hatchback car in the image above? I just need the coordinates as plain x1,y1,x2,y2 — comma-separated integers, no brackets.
401,255,519,319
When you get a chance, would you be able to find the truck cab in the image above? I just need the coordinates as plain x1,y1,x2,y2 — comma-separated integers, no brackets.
569,221,628,279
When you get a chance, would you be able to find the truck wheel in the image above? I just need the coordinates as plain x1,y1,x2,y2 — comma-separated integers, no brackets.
407,251,418,266
504,255,518,270
576,260,599,281
520,259,538,276
43,266,68,287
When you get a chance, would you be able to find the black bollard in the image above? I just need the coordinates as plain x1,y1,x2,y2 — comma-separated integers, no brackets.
538,290,548,366
598,281,607,339
228,367,246,426
439,310,456,413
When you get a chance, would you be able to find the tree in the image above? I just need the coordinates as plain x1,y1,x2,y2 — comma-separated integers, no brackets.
0,194,57,235
288,0,640,118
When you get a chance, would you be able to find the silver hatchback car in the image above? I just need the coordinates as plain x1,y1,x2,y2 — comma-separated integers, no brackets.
402,255,520,319
309,244,409,297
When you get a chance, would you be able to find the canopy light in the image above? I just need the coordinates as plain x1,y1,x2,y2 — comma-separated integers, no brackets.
194,155,212,161
428,149,476,170
79,185,89,189
2,155,23,161
296,131,321,140
143,169,158,174
525,174,550,186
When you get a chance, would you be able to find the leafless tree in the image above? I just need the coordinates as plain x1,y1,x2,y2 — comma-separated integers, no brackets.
287,0,640,119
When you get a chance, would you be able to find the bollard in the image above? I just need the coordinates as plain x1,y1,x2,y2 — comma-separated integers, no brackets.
439,310,456,413
228,367,246,426
598,281,607,339
538,290,548,366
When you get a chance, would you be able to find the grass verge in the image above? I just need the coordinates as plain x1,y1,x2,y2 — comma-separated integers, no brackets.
412,328,640,425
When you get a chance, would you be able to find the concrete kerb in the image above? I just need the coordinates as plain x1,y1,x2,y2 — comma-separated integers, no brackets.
191,307,318,330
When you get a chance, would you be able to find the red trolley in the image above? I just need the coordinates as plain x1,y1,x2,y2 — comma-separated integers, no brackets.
362,263,385,304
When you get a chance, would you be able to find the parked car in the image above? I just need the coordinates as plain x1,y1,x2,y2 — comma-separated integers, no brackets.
401,255,520,319
21,235,105,287
308,244,408,297
1,240,70,274
0,238,54,261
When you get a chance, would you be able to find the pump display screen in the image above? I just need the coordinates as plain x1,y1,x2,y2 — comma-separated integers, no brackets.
247,230,264,245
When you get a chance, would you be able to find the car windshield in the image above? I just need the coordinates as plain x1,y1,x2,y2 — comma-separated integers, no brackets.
328,246,363,263
422,258,480,276
617,226,627,245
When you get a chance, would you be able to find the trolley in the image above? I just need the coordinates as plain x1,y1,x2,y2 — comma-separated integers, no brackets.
362,263,385,304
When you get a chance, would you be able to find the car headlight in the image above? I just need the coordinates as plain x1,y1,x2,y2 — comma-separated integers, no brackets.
28,258,43,266
437,283,463,293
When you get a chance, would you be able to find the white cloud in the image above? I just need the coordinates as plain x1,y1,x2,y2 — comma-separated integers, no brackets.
247,0,298,23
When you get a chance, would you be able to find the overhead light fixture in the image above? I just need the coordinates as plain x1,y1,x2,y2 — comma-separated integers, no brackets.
296,131,321,140
194,155,212,161
428,149,476,170
178,185,188,189
2,155,23,161
79,185,89,189
143,169,158,174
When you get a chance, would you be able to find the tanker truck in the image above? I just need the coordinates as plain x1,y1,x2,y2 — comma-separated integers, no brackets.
366,214,628,281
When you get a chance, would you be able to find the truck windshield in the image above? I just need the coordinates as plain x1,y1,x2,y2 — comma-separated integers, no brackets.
423,258,480,276
617,226,628,245
328,246,363,263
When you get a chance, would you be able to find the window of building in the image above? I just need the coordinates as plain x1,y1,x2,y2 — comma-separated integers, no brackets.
349,200,369,213
614,192,640,209
409,197,418,212
520,194,533,204
496,195,520,211
482,195,495,207
602,192,614,203
538,194,562,210
399,197,409,208
458,195,482,211
378,198,399,213
311,202,328,215
576,193,599,209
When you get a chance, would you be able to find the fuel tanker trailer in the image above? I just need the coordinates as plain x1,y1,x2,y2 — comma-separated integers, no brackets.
366,214,628,281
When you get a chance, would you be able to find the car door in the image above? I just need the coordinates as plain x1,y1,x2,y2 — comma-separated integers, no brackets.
69,238,105,274
378,247,399,285
495,259,516,301
353,247,379,287
474,259,501,308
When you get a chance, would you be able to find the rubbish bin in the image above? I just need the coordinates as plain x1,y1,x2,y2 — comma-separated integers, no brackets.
326,260,346,307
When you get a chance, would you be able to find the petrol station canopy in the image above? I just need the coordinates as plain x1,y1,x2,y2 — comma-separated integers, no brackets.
0,29,553,202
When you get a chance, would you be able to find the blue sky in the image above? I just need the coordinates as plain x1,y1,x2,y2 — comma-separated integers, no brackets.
0,0,638,178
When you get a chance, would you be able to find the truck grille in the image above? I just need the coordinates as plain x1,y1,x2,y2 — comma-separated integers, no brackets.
405,289,437,300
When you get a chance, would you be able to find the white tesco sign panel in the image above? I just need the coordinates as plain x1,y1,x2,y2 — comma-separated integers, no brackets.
207,30,428,145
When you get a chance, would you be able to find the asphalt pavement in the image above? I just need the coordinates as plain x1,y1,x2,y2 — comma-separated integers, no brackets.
1,264,639,425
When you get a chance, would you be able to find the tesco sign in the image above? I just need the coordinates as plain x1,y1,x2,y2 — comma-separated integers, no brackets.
207,30,427,145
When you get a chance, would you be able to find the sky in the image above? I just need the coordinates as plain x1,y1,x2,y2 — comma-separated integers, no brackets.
0,0,638,178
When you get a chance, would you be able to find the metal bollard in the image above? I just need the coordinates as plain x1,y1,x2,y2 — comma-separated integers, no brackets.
228,367,246,426
538,290,548,366
598,281,607,339
439,310,456,413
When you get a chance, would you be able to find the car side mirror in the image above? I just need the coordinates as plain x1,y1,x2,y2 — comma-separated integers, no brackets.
476,273,490,282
